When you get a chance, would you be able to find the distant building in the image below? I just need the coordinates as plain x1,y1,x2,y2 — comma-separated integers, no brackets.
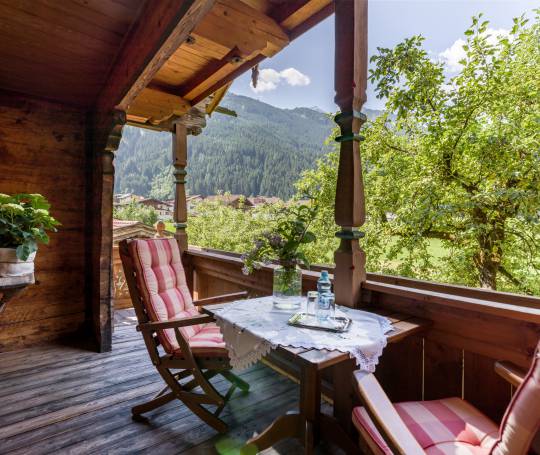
139,198,174,219
204,194,253,210
186,195,203,213
248,196,282,207
113,193,145,206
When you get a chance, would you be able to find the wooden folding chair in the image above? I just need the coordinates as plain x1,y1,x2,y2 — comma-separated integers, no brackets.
119,238,250,433
351,340,540,454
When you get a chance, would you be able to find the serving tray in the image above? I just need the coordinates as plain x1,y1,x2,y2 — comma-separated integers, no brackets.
288,312,352,333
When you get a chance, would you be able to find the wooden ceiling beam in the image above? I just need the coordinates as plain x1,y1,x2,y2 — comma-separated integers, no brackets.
288,2,334,40
128,87,191,125
269,0,311,24
186,0,333,107
190,53,265,106
95,0,215,113
176,47,243,98
192,0,289,58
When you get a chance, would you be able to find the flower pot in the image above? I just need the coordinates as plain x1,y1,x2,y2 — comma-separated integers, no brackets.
0,248,35,277
273,265,302,310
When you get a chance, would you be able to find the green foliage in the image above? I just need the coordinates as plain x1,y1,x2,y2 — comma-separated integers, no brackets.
242,202,318,273
0,193,60,260
113,202,158,227
351,11,539,293
186,199,280,253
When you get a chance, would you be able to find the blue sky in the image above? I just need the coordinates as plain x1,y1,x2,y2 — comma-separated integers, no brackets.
230,0,538,112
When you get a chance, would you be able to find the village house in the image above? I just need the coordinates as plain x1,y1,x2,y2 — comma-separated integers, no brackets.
139,197,174,219
248,196,283,207
204,194,254,210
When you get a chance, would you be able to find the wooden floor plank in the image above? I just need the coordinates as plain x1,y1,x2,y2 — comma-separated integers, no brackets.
0,311,343,455
8,367,271,455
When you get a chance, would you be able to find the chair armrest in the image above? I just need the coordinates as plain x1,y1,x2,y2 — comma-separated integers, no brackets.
353,371,425,455
137,314,214,332
193,291,248,306
495,361,527,388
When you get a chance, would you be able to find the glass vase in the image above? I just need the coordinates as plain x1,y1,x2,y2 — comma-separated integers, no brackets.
273,265,302,310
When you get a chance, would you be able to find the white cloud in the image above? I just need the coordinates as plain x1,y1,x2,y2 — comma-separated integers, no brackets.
279,68,311,86
439,38,467,72
439,28,510,73
251,67,311,93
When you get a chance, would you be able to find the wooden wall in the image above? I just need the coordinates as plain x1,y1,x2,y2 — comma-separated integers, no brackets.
0,91,87,350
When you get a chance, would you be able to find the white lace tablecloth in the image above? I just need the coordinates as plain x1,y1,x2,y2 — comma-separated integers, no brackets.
212,296,393,372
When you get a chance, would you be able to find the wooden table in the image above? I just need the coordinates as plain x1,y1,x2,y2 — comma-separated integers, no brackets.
0,274,34,314
203,303,429,455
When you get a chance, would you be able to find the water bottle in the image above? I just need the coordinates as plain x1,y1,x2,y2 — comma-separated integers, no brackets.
316,270,332,320
317,270,332,298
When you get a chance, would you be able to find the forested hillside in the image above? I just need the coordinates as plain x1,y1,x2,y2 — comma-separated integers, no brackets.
115,92,380,199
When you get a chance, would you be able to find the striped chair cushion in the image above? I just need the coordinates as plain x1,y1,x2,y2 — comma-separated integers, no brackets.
491,344,540,455
353,397,499,454
129,238,202,353
173,323,228,358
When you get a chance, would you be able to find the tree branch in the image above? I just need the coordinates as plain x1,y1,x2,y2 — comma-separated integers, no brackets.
498,265,534,295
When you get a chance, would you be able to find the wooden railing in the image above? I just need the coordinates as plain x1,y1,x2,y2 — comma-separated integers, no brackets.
184,246,540,424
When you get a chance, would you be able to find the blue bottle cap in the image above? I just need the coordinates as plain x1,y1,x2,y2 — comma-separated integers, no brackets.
320,270,329,280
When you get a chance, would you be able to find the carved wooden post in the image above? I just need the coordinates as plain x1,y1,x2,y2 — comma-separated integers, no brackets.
89,109,126,352
172,123,188,253
333,0,368,308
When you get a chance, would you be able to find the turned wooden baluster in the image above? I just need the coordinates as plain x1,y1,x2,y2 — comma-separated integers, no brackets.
333,0,368,308
172,123,188,253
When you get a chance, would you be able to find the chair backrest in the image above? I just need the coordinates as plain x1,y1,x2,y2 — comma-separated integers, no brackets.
491,341,540,455
120,238,201,354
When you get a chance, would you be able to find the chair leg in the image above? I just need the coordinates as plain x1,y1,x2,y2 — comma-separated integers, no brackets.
132,391,176,419
220,370,250,392
159,366,229,433
191,367,225,406
214,381,237,417
183,369,219,392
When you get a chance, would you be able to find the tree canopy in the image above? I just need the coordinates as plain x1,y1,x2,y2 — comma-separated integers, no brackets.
298,12,540,293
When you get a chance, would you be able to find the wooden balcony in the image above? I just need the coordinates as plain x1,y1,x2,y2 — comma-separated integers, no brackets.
0,0,539,452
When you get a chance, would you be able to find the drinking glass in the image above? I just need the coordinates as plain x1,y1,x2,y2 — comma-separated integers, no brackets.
317,292,335,321
305,291,318,317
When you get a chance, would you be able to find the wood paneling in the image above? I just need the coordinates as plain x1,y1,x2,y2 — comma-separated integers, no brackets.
464,352,512,422
375,335,423,403
0,0,144,107
423,340,463,400
0,92,87,351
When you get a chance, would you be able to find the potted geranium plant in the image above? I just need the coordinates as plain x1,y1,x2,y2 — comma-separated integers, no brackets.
242,202,317,309
0,193,60,276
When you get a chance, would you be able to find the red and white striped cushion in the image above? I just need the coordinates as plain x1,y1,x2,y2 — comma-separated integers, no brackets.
353,397,499,454
129,238,202,353
174,323,228,358
491,344,540,455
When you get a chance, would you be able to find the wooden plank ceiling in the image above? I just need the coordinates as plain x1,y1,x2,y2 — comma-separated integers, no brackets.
0,0,332,127
0,0,145,107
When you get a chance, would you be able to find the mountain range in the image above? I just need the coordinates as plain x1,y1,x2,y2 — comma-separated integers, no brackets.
115,92,381,200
